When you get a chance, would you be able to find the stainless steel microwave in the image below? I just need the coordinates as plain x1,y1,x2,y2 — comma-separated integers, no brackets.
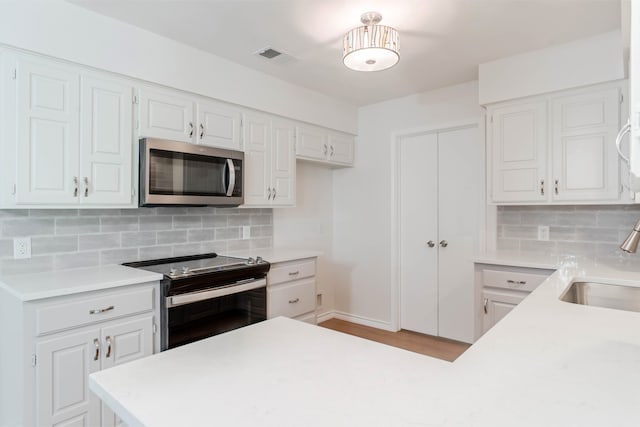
139,138,244,207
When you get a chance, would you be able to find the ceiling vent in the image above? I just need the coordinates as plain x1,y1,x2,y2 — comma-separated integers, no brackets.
254,46,296,64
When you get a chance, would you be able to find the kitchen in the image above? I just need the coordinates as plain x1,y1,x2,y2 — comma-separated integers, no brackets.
1,0,640,426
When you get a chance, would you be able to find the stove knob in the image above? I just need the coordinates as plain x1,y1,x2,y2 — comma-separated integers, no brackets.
256,256,263,264
247,257,255,265
169,268,177,276
181,266,190,274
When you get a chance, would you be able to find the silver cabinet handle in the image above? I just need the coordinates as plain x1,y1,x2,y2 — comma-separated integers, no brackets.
554,179,559,195
267,187,272,200
199,123,204,139
89,305,114,315
83,177,89,197
73,177,78,197
507,280,527,285
288,271,300,276
483,298,488,314
439,240,448,247
188,122,194,138
93,338,100,361
330,145,334,157
323,144,328,155
540,179,544,196
288,298,300,304
105,336,112,359
427,240,435,247
272,187,276,199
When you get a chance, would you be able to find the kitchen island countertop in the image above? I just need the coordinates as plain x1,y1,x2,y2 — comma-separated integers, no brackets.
89,258,640,427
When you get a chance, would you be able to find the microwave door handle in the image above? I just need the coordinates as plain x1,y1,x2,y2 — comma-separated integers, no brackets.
225,159,236,196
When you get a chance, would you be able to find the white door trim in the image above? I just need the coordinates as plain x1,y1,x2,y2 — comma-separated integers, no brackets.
389,119,481,332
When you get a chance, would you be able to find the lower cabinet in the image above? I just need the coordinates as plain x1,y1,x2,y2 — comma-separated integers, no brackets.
476,263,554,336
267,257,317,324
0,282,159,427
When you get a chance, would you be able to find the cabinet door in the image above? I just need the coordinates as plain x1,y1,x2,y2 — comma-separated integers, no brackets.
101,316,153,427
551,88,621,201
15,56,80,205
196,100,241,150
482,289,526,334
327,132,354,165
631,1,640,190
296,124,327,161
80,74,133,206
437,127,482,344
35,329,101,427
242,113,271,205
138,87,194,143
490,102,547,203
270,119,296,206
399,132,439,336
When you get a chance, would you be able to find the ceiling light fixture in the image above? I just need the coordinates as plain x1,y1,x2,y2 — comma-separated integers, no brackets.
343,12,399,72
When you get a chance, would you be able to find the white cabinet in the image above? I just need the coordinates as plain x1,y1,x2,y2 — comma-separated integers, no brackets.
399,126,482,344
488,82,627,204
0,282,159,427
475,264,554,336
242,112,296,207
296,123,354,166
267,257,317,324
3,53,134,207
138,87,242,150
630,0,640,191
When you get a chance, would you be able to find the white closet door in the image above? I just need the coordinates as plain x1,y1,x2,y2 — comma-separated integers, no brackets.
400,133,438,335
437,126,481,343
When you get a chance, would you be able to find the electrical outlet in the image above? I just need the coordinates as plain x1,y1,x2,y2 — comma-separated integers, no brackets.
537,225,550,241
13,237,31,259
242,226,251,240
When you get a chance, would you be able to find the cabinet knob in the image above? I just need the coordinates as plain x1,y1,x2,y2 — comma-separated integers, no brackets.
554,179,559,195
83,177,89,197
199,123,204,139
427,240,435,248
439,240,448,248
540,179,545,196
73,177,78,197
267,187,272,200
188,122,194,138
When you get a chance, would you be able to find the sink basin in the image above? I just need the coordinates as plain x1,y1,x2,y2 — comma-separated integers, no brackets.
560,281,640,313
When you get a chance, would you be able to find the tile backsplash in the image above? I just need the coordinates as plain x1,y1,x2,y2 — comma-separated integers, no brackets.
497,205,640,262
0,207,272,275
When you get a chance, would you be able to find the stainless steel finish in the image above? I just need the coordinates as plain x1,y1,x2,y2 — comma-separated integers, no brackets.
105,336,112,358
330,145,334,157
139,138,244,206
540,179,544,196
89,305,114,315
427,240,435,247
439,240,448,247
560,281,640,313
225,158,236,197
73,177,78,197
288,298,300,304
199,123,204,139
554,179,559,195
93,338,100,361
272,187,276,199
83,177,89,197
166,278,267,308
267,187,272,200
620,219,640,253
323,144,328,155
188,122,193,138
507,280,527,285
288,270,300,276
483,298,488,314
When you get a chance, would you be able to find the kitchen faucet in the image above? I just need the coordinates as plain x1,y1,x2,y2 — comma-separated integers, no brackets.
620,219,640,253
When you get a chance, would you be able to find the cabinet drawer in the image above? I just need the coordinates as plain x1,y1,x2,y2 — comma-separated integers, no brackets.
267,279,315,319
268,259,316,285
35,287,154,336
482,269,549,292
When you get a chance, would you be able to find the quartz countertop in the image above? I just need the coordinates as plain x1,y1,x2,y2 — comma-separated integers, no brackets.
474,251,562,269
89,258,640,427
225,248,323,264
0,265,163,301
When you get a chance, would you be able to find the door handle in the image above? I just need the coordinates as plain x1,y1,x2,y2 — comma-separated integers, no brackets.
93,338,100,361
483,298,489,314
199,123,205,139
439,240,448,247
73,177,78,197
105,336,112,358
427,240,435,248
83,177,89,197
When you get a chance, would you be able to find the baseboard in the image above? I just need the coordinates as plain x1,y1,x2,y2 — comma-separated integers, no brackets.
316,310,335,324
331,311,396,332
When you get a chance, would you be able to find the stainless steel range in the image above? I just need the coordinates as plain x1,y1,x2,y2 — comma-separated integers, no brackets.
124,253,270,350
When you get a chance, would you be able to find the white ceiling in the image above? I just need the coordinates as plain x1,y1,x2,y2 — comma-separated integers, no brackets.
70,0,621,107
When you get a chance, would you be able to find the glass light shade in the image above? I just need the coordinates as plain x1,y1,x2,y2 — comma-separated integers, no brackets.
343,24,399,72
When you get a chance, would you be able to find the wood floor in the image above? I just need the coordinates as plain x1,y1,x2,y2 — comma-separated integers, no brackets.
319,318,470,362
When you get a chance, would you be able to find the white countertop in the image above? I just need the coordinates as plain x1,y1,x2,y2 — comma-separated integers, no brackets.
226,248,323,264
89,258,640,427
474,251,562,269
0,265,162,301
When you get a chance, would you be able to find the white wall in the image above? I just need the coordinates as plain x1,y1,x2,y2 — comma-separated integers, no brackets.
479,31,624,105
273,161,335,318
331,81,482,329
0,0,357,134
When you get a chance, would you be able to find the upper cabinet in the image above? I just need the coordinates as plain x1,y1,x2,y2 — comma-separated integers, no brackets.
296,123,354,167
138,86,242,150
487,82,627,204
2,53,135,208
242,113,296,207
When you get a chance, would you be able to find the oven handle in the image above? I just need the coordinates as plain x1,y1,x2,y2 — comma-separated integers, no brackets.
166,278,266,308
225,159,236,197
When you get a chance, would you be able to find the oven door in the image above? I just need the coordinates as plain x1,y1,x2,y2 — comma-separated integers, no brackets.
163,278,266,350
140,138,243,206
